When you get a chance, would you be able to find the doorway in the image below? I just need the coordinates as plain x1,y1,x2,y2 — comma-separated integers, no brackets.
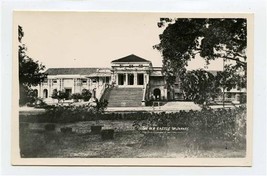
65,88,72,100
153,88,161,100
128,74,134,85
137,73,144,85
118,74,125,85
43,89,48,98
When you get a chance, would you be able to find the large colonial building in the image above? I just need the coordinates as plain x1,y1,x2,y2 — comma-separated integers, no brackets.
33,54,245,107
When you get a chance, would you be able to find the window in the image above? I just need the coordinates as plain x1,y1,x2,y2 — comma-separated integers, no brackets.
174,83,180,89
129,64,133,67
53,80,57,84
105,77,110,83
128,74,134,85
82,79,87,84
139,64,143,67
118,74,125,85
92,78,97,83
43,79,48,83
137,73,144,85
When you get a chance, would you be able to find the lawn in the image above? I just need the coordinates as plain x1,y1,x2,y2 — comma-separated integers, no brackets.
19,120,246,158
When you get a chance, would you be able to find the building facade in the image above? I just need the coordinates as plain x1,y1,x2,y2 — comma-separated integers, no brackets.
32,54,245,106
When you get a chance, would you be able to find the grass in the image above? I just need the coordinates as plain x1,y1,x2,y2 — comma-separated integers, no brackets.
19,121,246,158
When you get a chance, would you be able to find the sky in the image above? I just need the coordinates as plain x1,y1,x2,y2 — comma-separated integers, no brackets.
15,11,223,70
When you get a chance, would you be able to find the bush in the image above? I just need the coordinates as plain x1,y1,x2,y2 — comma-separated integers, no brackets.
44,124,56,131
60,127,72,133
101,129,114,140
81,89,92,101
20,105,247,150
71,93,82,102
133,106,247,150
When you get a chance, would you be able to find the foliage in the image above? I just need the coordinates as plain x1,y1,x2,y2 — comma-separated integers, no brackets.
20,101,108,123
154,18,247,89
215,64,246,91
81,89,92,101
19,26,46,105
20,86,39,106
21,105,246,150
51,90,69,103
181,69,221,105
34,98,49,109
95,99,109,113
71,93,82,102
133,106,246,150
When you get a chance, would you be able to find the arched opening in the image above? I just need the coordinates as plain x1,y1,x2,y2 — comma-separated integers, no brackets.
92,88,96,98
167,91,171,100
153,88,161,100
51,89,57,98
43,89,48,98
53,89,57,94
33,89,38,98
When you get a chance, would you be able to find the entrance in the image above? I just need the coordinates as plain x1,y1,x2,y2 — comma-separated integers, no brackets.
118,74,125,85
65,88,72,100
128,74,134,85
153,88,161,100
167,91,171,100
137,73,144,85
43,89,48,98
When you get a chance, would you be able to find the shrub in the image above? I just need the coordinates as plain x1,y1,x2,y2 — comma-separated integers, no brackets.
20,104,247,150
101,129,114,140
52,90,69,103
44,124,56,131
60,127,72,133
81,89,92,101
133,106,246,150
71,93,82,102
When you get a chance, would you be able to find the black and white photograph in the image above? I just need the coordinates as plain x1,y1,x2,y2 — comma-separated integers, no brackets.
12,11,253,166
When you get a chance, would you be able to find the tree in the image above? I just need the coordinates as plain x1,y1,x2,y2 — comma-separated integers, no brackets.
154,18,247,89
81,89,92,101
71,93,82,102
181,69,221,106
18,25,46,105
51,90,68,103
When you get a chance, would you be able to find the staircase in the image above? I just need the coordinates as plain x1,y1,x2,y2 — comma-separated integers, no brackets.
105,87,144,107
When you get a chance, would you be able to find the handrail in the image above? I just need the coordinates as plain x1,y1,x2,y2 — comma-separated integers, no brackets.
142,84,147,102
142,83,150,102
96,83,106,100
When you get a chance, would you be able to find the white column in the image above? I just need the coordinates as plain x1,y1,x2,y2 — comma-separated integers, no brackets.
48,79,52,97
146,73,149,85
60,79,63,91
116,74,119,85
134,72,137,85
125,73,128,85
57,79,60,92
39,84,42,98
72,78,75,94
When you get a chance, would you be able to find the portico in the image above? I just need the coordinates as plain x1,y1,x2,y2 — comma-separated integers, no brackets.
111,54,151,88
116,72,147,87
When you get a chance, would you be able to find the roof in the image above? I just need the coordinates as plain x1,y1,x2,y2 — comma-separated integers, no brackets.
150,71,163,77
111,54,151,63
87,72,112,77
45,68,103,75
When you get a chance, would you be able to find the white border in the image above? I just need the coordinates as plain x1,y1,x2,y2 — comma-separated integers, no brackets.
1,0,266,175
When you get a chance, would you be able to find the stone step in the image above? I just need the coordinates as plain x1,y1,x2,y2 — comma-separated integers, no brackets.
107,87,143,107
